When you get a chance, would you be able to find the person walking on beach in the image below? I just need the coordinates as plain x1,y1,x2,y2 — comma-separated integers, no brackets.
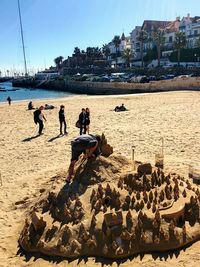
85,107,90,134
66,134,101,183
33,106,46,135
59,105,67,135
7,96,11,105
78,108,87,135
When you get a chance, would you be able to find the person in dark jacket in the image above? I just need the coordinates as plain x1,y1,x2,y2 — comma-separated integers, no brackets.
78,108,86,135
59,105,67,135
66,134,101,183
7,96,11,105
28,101,34,110
85,107,90,134
33,106,46,135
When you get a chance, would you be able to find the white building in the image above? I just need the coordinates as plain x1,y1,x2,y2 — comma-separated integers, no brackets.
130,26,142,61
162,17,180,59
107,33,131,67
186,17,200,48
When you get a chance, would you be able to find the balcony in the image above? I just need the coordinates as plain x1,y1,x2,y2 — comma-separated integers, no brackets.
187,33,200,38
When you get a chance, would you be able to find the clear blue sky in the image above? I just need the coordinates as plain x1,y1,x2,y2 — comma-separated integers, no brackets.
0,0,199,74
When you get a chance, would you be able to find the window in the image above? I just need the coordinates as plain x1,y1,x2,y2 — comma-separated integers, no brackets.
169,36,173,43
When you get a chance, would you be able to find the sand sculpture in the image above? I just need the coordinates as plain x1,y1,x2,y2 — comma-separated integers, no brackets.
19,137,200,259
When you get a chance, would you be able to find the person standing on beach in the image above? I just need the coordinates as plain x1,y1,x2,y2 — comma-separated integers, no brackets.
78,108,87,135
33,106,46,135
7,96,11,105
85,107,90,134
59,105,67,135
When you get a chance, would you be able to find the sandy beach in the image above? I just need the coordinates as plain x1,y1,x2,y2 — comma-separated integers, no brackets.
1,91,200,266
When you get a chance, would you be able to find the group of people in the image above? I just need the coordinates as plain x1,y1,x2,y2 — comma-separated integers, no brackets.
7,97,128,185
33,104,67,135
31,103,95,183
78,107,90,135
33,104,90,137
28,101,55,111
30,101,127,185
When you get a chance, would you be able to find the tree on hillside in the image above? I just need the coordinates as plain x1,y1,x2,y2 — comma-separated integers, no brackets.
137,29,148,67
112,35,121,67
86,47,102,66
122,48,135,67
73,47,81,67
102,44,111,60
174,32,187,66
54,56,63,71
153,28,165,67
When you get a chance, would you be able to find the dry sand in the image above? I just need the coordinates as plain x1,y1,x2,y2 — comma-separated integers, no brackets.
0,91,200,266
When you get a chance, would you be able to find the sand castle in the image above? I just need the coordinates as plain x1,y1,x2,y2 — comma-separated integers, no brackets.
19,136,200,259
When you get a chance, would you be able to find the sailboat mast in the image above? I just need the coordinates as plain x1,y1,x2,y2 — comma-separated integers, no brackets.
17,0,28,77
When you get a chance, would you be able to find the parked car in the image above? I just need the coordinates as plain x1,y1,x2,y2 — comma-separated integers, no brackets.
176,75,190,79
149,76,156,81
157,75,168,80
163,64,174,68
166,74,175,79
99,77,110,82
140,76,150,83
110,77,123,82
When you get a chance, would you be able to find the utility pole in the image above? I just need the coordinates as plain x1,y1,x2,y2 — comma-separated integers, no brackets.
17,0,28,77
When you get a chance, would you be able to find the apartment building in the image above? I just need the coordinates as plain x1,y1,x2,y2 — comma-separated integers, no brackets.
105,14,200,67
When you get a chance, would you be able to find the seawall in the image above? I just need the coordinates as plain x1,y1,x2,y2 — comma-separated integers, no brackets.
13,77,200,95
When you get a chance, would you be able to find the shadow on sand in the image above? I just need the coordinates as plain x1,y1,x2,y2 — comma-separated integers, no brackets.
48,134,65,142
17,243,184,266
22,135,40,142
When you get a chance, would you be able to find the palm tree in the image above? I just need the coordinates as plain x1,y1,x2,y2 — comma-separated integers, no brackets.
122,48,135,67
54,56,63,71
102,44,110,66
73,47,81,67
112,35,121,67
102,44,110,59
174,32,187,66
153,28,165,67
137,30,148,67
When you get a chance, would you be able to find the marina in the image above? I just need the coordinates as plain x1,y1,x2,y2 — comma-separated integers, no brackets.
0,82,74,102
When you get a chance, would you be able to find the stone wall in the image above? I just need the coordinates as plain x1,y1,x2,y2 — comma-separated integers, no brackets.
64,77,200,95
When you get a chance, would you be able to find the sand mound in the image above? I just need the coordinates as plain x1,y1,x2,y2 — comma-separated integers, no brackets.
19,153,200,259
73,154,130,185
